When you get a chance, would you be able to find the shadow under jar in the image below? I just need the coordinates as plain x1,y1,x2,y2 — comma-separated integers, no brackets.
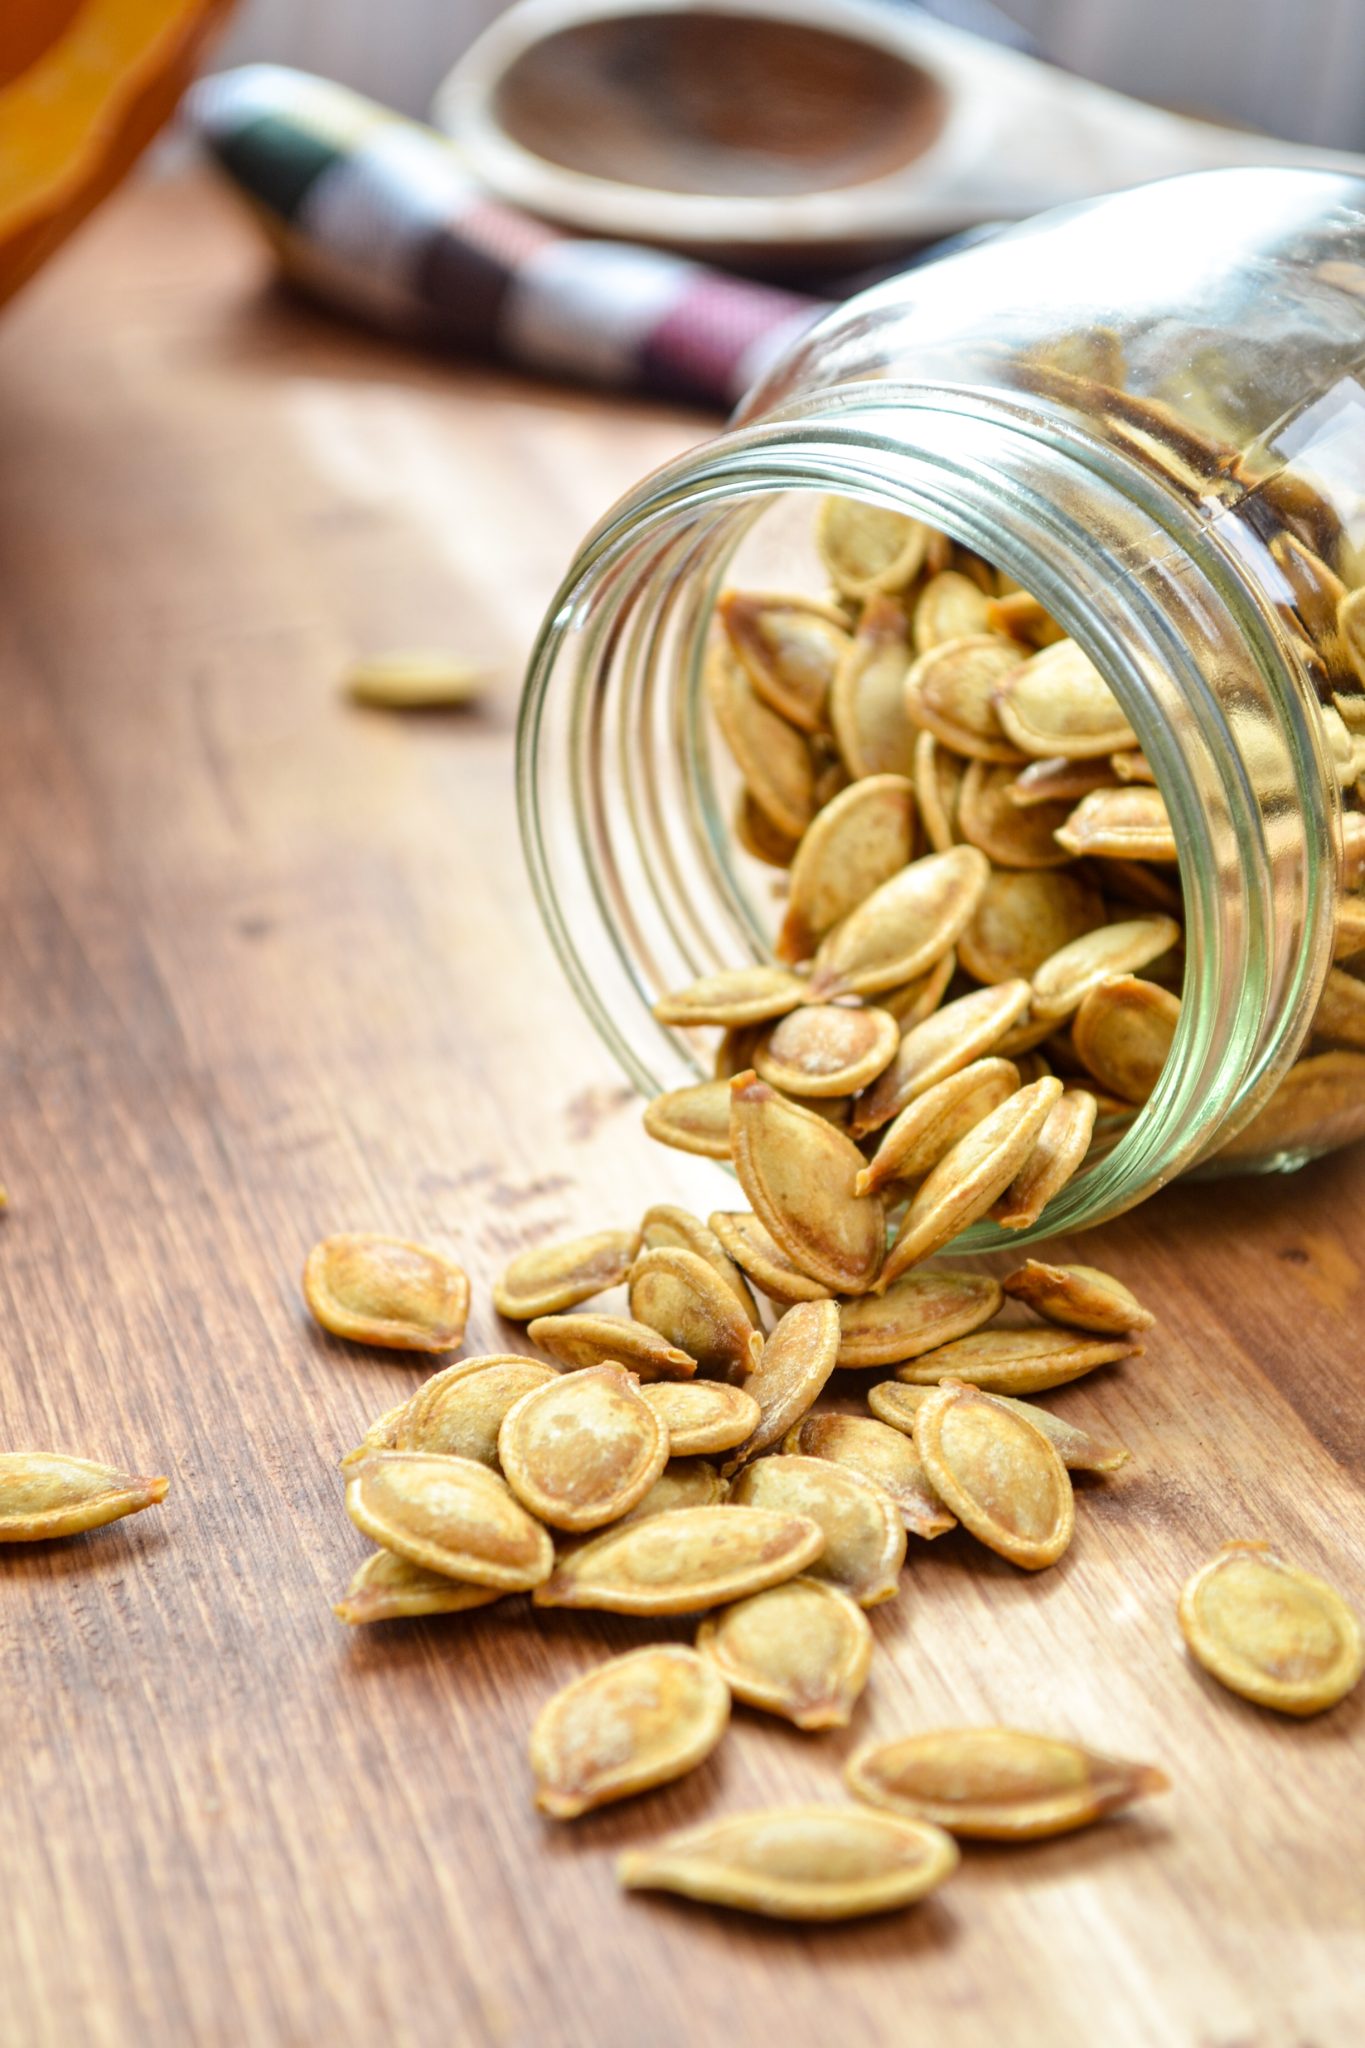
518,168,1365,1247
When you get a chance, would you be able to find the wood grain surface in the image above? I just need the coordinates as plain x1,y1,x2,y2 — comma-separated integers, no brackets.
1,173,1362,2048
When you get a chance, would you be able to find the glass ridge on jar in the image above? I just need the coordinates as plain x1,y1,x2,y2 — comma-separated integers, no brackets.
518,168,1365,1246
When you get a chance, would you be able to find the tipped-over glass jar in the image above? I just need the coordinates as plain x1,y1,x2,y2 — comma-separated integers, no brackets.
518,168,1365,1247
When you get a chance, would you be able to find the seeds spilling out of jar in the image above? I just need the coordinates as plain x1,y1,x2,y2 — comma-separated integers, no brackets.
304,1233,471,1352
1177,1541,1365,1715
0,1452,169,1541
530,1645,730,1818
695,1576,873,1729
846,1728,1168,1838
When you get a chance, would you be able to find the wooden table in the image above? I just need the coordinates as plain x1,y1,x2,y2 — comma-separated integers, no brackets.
1,171,1361,2048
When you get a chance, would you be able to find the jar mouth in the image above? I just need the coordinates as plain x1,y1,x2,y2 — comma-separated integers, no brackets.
519,387,1337,1245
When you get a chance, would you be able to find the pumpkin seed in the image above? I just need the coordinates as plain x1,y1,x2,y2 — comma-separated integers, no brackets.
904,634,1026,762
1003,1259,1155,1335
1312,965,1365,1049
837,1270,1003,1366
1110,748,1156,784
818,497,933,597
846,1727,1166,1838
857,1059,1021,1195
1338,584,1365,684
1335,894,1365,961
642,1078,733,1159
498,1364,668,1532
807,845,989,1000
493,1229,641,1320
725,1298,841,1467
526,1313,696,1381
958,760,1073,868
776,774,917,963
735,788,799,868
985,591,1065,647
829,597,918,778
638,1204,760,1326
993,639,1136,759
1178,1541,1364,1716
992,1088,1099,1229
895,1326,1142,1394
783,1413,956,1540
730,1075,885,1293
530,1644,730,1818
913,731,966,851
629,1246,764,1379
696,1576,873,1729
708,1208,833,1305
1055,786,1177,862
345,1453,554,1590
345,651,485,708
879,1076,1064,1286
877,948,959,1028
641,1380,761,1456
0,1452,169,1541
653,965,807,1029
619,1459,729,1523
707,644,816,839
714,1022,766,1080
721,591,849,733
339,1399,411,1470
1008,755,1121,808
618,1805,959,1920
1098,856,1183,916
729,1454,906,1607
1031,915,1182,1023
1215,1050,1365,1160
1072,974,1180,1102
911,1379,1074,1569
394,1355,561,1467
333,1550,507,1625
867,1379,1129,1473
303,1233,470,1353
958,869,1105,985
912,570,994,652
533,1504,824,1614
754,1003,900,1097
848,981,1032,1139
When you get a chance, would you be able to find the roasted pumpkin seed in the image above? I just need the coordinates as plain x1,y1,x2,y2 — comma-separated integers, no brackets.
653,965,806,1029
696,1576,873,1729
1178,1541,1364,1716
1002,1259,1155,1335
707,644,816,839
867,1380,1129,1473
735,788,800,867
957,759,1074,868
1110,747,1156,784
345,651,485,708
0,1452,169,1541
754,1002,900,1097
912,570,993,652
498,1364,668,1532
879,1076,1063,1286
848,981,1032,1139
303,1233,471,1353
855,1058,1020,1191
807,845,989,1001
913,730,966,851
332,1550,506,1625
629,1246,764,1379
1009,755,1121,808
493,1229,641,1320
638,1204,760,1326
394,1355,561,1467
958,868,1106,985
836,1270,1003,1367
994,639,1136,759
345,1453,554,1590
904,634,1026,762
895,1326,1141,1394
985,591,1065,647
912,1379,1074,1569
620,1459,729,1523
642,1079,733,1159
818,497,932,597
729,1075,884,1293
992,1088,1098,1230
533,1504,824,1615
530,1644,730,1818
1215,1050,1365,1160
728,1454,906,1607
776,773,916,963
846,1727,1167,1838
708,1209,832,1305
527,1313,696,1380
618,1805,959,1920
1055,786,1177,863
828,598,918,779
877,948,958,1028
1071,974,1179,1102
726,1298,842,1467
1312,965,1365,1049
721,591,849,733
641,1380,762,1456
784,1413,956,1539
1031,915,1182,1023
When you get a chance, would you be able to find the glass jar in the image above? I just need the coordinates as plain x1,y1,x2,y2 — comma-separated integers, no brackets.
518,167,1365,1246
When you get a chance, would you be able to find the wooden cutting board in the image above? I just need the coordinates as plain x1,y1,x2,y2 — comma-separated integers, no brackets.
0,171,1361,2048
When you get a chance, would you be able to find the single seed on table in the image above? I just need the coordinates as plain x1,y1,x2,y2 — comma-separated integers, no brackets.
393,1355,561,1467
1055,786,1178,862
856,1059,1021,1193
784,1413,956,1539
1002,1259,1155,1335
735,788,799,868
836,1270,1003,1366
497,1364,668,1532
530,1644,730,1819
723,1298,841,1469
1178,1540,1364,1716
1311,965,1365,1050
618,1459,728,1523
642,1079,734,1159
707,644,816,840
1071,974,1180,1103
913,730,967,852
894,1325,1142,1395
776,772,917,963
818,497,933,597
532,1504,825,1615
696,1576,873,1730
993,639,1137,758
991,1087,1098,1230
493,1229,641,1320
344,651,485,708
526,1313,696,1381
729,1075,885,1294
957,759,1074,868
829,598,918,779
878,1076,1064,1287
877,947,958,1029
846,1727,1167,1839
1008,755,1121,808
848,980,1032,1140
0,1452,169,1541
345,1453,554,1590
903,634,1027,762
303,1233,471,1352
754,1003,900,1097
806,844,989,1001
985,591,1065,646
332,1550,507,1625
911,1379,1074,1569
729,1454,906,1607
958,868,1106,986
618,1805,959,1920
628,1246,764,1378
640,1379,762,1456
868,1379,1129,1473
708,1209,832,1304
638,1204,760,1326
720,591,849,732
912,570,994,652
652,964,807,1029
1111,748,1156,783
1030,914,1182,1023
